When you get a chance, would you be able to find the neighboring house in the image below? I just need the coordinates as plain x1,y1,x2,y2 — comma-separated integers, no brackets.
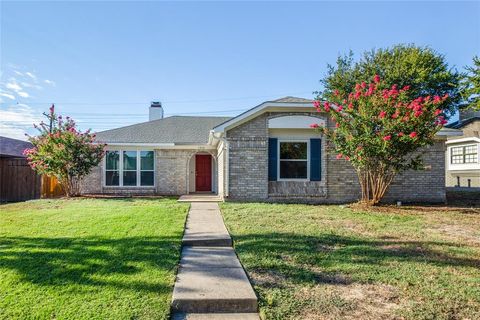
82,97,456,203
0,136,41,202
445,109,480,188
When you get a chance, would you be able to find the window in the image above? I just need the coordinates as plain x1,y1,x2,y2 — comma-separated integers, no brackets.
123,151,137,186
105,151,120,186
140,151,154,186
279,141,308,179
451,145,478,164
104,150,155,186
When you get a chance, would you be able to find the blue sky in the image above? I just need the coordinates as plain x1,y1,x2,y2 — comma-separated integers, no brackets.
1,1,479,140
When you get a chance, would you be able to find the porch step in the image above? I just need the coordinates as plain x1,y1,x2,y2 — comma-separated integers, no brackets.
178,194,223,202
182,204,232,247
171,247,258,313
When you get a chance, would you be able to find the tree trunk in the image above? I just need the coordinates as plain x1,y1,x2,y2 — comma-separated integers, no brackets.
58,175,81,197
356,166,396,206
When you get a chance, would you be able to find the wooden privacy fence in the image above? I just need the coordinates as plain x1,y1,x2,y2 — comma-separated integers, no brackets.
41,175,64,198
0,157,64,202
0,157,41,202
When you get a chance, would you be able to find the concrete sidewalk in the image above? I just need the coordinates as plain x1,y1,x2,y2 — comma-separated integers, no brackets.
182,203,232,247
171,202,259,319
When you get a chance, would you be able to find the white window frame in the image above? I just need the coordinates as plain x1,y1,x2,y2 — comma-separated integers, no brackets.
450,144,478,165
105,150,121,187
277,139,310,181
104,149,155,187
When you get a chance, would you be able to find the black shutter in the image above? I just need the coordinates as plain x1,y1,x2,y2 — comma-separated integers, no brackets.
268,138,278,181
310,138,321,181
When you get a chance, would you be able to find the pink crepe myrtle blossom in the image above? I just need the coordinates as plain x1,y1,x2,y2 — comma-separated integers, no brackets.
366,84,375,96
26,106,105,197
324,102,331,112
310,123,320,129
316,74,447,205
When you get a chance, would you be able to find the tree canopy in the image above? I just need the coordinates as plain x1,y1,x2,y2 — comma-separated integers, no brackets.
460,56,480,111
313,74,447,205
25,105,105,196
320,44,461,117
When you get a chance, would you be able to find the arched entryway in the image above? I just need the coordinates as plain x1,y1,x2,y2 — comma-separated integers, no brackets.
187,152,217,194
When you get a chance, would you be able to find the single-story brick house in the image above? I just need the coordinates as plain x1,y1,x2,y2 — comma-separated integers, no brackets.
81,97,458,203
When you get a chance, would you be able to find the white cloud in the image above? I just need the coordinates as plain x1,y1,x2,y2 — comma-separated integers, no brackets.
0,123,29,140
6,81,22,92
0,67,56,109
0,104,43,140
44,79,56,86
25,72,37,80
21,82,43,90
0,92,15,100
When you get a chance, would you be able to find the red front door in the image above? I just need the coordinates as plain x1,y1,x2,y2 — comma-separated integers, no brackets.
195,154,212,192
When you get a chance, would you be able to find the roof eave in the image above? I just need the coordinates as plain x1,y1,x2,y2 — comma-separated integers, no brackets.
445,137,480,145
213,102,315,133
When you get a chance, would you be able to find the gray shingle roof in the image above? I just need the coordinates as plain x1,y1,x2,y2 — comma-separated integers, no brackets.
270,96,314,103
0,136,33,158
446,117,480,129
95,116,232,144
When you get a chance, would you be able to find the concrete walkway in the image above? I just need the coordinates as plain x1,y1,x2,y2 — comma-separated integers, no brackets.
171,202,259,320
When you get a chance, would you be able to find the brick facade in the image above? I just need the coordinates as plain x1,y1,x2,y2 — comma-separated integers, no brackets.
82,110,448,203
81,148,217,196
225,111,447,203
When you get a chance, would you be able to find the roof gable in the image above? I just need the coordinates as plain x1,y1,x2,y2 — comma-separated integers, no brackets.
213,96,314,133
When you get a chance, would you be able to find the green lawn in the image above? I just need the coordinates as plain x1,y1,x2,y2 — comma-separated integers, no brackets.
221,203,480,320
0,198,189,320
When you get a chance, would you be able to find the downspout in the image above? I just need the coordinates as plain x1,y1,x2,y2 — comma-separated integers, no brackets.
219,136,229,198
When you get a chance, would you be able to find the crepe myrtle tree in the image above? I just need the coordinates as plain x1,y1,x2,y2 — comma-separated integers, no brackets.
311,75,448,206
24,105,105,197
